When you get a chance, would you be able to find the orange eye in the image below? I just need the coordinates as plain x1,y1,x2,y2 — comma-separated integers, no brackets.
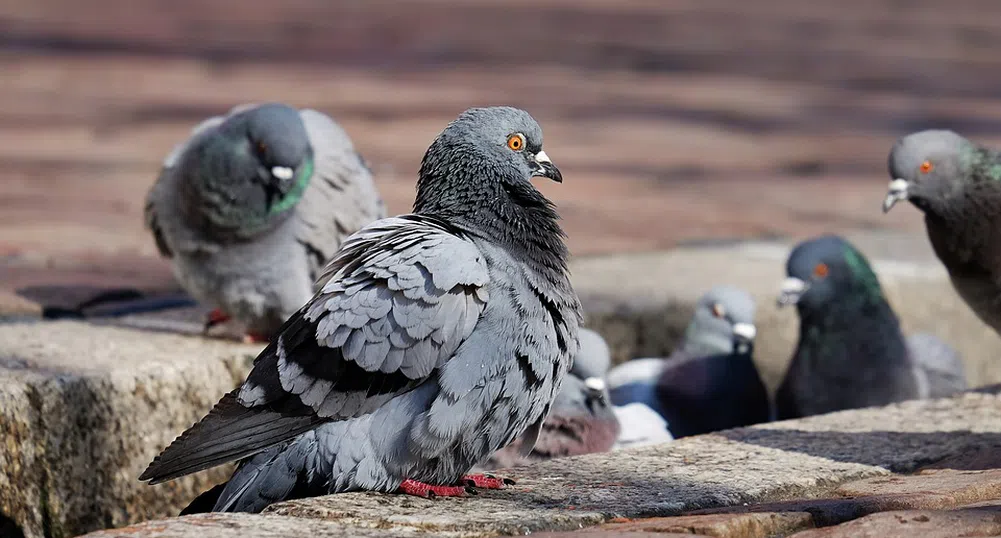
711,303,726,318
813,263,829,278
257,142,267,154
507,133,525,152
919,160,933,174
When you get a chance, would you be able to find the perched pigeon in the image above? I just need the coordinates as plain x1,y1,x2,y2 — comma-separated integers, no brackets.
145,103,386,341
775,234,966,419
140,106,581,513
476,374,619,469
883,130,1001,337
607,285,769,438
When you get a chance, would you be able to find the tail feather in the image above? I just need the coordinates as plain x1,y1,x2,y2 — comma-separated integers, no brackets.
213,437,315,513
140,390,324,485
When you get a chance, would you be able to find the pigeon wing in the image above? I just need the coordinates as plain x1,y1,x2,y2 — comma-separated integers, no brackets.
139,215,490,484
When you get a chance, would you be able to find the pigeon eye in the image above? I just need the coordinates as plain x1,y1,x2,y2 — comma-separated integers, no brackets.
507,133,526,152
919,160,934,174
256,142,267,155
813,263,829,278
711,303,726,318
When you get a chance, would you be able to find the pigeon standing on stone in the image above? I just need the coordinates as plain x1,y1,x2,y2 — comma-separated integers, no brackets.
775,234,967,420
145,103,386,341
607,285,769,438
476,374,619,469
883,130,1001,337
140,106,581,513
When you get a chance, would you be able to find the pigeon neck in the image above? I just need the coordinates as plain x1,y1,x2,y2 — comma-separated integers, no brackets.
415,172,569,273
179,139,305,241
798,300,909,369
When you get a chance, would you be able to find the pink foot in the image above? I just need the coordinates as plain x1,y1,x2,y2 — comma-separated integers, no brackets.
204,309,231,330
398,479,472,498
462,473,515,489
241,332,270,344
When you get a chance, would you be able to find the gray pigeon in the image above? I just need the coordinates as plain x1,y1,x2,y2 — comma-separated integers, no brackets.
140,106,581,513
145,102,386,341
775,234,967,420
476,374,619,469
883,130,1001,337
607,285,769,438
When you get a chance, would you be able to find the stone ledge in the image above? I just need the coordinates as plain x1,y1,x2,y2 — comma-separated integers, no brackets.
78,389,1001,537
0,321,261,538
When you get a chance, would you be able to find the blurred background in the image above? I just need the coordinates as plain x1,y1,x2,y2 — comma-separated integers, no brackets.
1,0,999,291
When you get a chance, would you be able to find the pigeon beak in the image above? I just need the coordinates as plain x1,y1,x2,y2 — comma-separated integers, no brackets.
583,376,607,403
732,323,757,342
777,277,808,307
531,150,563,183
882,178,909,213
271,166,295,182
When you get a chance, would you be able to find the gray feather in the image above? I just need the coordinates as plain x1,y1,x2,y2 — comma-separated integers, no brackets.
907,333,968,399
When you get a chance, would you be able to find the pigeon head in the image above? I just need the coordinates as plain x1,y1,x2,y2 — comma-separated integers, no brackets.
414,107,563,228
681,285,757,357
552,375,616,428
777,235,885,314
573,328,612,380
883,129,978,215
181,103,315,235
228,103,314,207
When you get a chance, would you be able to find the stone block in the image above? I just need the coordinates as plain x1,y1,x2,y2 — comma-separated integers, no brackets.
0,321,261,538
786,501,1001,537
77,390,1001,537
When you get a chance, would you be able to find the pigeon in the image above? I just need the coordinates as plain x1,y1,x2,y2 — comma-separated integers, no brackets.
475,374,619,469
140,106,581,513
145,103,386,341
607,285,769,438
883,129,1001,337
775,234,967,419
612,403,674,449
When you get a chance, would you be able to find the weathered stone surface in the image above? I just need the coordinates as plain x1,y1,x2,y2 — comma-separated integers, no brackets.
0,321,261,538
574,233,1001,391
691,468,1001,527
572,512,814,537
835,469,1001,507
76,389,1001,537
787,501,1001,538
74,513,422,538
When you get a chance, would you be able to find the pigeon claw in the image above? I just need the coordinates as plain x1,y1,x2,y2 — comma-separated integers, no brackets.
241,332,270,344
204,309,232,330
398,479,471,498
462,473,515,489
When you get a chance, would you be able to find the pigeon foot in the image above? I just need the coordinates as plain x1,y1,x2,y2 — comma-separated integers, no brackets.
398,479,473,498
204,309,231,330
462,473,515,489
241,332,270,344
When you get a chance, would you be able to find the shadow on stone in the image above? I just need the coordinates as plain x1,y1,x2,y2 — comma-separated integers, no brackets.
0,512,25,538
719,428,1001,473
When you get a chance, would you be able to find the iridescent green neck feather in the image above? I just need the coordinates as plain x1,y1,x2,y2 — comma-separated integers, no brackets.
842,246,884,305
269,156,314,215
